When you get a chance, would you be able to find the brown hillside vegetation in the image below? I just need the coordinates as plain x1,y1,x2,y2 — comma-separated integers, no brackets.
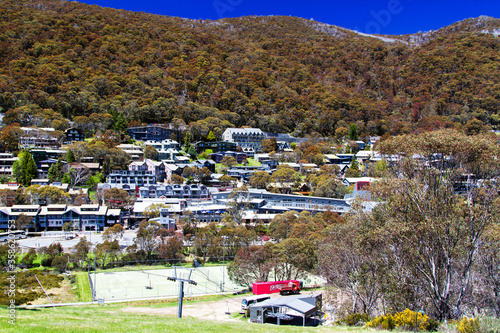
0,0,499,137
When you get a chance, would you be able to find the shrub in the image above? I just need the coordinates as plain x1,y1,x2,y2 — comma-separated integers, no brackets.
41,257,53,267
336,313,371,326
366,309,438,331
478,316,500,333
458,317,480,333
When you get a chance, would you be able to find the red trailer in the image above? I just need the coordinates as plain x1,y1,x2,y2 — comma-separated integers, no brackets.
252,280,302,296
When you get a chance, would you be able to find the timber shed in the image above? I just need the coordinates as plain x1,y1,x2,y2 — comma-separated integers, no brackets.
249,293,322,327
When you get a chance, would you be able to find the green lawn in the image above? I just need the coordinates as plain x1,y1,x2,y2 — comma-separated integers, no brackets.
74,272,92,302
0,304,390,333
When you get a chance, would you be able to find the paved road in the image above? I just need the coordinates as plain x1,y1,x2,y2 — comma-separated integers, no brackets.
17,230,137,250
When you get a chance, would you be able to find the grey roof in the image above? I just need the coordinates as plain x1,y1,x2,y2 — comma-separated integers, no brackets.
250,294,320,316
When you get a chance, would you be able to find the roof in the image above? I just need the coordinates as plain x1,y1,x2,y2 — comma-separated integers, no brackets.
344,177,376,184
250,293,321,317
80,163,100,169
224,128,264,135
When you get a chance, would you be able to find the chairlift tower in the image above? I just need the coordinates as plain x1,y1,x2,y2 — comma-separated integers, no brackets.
167,266,197,318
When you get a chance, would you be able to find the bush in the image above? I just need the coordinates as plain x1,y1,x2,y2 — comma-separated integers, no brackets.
41,257,53,267
366,309,438,331
336,313,371,326
479,316,500,333
458,317,480,333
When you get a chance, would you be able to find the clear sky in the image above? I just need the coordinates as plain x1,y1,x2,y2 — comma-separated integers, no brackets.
73,0,500,35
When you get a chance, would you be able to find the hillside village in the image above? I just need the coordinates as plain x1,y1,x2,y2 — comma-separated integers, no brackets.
0,0,499,330
0,122,380,232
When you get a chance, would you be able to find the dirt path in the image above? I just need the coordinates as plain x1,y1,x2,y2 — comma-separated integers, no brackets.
121,295,246,322
121,290,320,322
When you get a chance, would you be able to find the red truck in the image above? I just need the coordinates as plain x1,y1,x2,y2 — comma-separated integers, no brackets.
252,280,302,296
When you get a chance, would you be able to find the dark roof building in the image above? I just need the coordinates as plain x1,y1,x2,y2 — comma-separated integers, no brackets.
127,125,175,142
194,141,237,153
64,127,84,143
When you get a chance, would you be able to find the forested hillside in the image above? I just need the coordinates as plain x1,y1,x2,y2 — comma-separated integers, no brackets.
0,0,499,137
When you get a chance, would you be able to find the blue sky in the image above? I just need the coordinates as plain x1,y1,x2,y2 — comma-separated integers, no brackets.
74,0,500,35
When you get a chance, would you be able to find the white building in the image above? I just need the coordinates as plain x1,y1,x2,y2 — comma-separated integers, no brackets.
222,128,266,153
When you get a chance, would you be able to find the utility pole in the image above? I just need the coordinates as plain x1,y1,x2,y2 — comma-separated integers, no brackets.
167,267,197,318
221,236,228,292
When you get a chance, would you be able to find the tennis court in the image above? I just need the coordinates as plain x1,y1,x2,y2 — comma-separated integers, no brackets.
91,266,243,301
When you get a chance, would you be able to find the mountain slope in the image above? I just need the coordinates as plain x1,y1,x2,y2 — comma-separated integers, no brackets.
0,0,499,138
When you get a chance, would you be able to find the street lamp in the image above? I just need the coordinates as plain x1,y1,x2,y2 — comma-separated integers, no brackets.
221,236,228,292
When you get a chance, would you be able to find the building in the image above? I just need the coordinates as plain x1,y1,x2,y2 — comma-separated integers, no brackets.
36,158,64,179
249,293,322,327
324,154,354,165
0,153,18,176
100,170,157,195
211,188,352,215
63,128,85,143
116,144,144,161
222,128,266,153
0,204,121,231
194,141,237,154
0,205,40,230
195,159,216,173
129,159,166,181
127,125,175,142
149,208,176,230
210,151,247,164
137,184,210,199
143,139,180,160
20,127,61,149
30,149,65,164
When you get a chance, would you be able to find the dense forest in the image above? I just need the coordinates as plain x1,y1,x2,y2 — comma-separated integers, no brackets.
0,0,499,138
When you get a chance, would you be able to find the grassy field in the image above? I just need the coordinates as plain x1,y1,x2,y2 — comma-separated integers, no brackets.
0,303,391,333
74,272,92,302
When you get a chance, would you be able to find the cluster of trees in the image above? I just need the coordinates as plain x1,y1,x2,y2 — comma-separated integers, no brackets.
317,130,500,320
228,209,344,287
229,130,500,321
0,0,498,142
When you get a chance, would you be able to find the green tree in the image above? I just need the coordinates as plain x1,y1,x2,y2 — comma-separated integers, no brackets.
270,165,301,194
223,186,251,225
249,171,271,189
102,224,124,242
65,149,76,163
102,188,135,209
143,145,159,160
272,238,317,281
345,158,360,177
112,111,127,131
73,237,90,268
227,244,273,288
348,124,358,140
183,132,192,148
48,159,64,182
221,156,237,169
14,214,34,231
371,129,500,320
86,172,105,189
22,248,37,267
28,185,71,204
134,220,162,259
0,125,22,152
261,138,278,153
143,203,170,219
96,240,121,268
268,211,297,241
206,130,216,141
157,237,184,264
187,145,197,159
12,150,37,186
463,118,484,136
